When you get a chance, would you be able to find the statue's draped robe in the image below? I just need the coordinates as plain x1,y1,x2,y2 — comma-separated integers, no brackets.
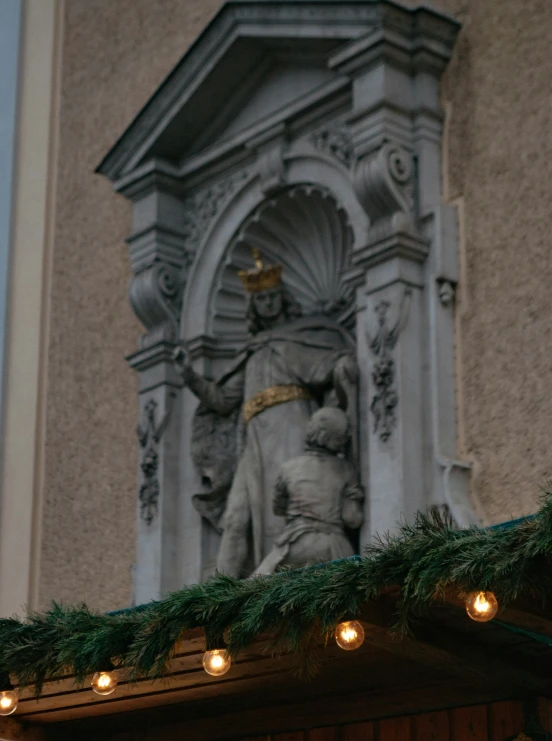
195,316,353,576
255,450,364,575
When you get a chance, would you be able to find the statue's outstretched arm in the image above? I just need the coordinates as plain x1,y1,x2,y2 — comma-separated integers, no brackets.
185,367,244,415
173,346,244,415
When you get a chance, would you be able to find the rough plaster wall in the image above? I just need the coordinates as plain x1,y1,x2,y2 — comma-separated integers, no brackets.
39,0,224,611
441,0,552,522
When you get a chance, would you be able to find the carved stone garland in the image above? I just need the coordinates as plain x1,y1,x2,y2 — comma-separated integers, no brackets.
366,289,412,442
136,398,171,525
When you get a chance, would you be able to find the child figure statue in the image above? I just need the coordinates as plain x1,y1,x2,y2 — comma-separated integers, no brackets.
254,407,364,575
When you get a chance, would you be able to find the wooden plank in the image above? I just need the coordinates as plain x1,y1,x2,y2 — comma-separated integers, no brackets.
413,711,450,741
17,665,293,722
16,638,412,722
443,591,552,641
51,683,507,741
450,705,488,741
17,635,269,702
488,701,523,741
433,634,548,696
21,646,394,724
393,622,550,696
16,650,297,717
307,728,338,741
273,733,305,741
359,622,536,695
341,721,375,741
537,698,552,733
379,716,411,741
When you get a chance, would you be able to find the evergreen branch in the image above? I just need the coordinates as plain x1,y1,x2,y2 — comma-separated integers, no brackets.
1,491,551,695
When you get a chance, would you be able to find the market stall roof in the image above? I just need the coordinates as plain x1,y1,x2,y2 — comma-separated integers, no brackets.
4,499,552,741
11,592,552,741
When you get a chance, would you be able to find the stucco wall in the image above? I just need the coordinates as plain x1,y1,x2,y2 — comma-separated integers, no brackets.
441,0,552,522
39,0,224,611
39,0,551,609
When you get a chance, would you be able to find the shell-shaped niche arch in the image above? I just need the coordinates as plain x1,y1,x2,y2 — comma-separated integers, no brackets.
210,185,355,341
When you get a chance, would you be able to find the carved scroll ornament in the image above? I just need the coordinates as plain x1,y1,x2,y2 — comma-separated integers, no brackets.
129,263,184,346
354,142,415,231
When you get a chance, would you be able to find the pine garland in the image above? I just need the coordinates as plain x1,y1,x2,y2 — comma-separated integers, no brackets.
1,490,551,696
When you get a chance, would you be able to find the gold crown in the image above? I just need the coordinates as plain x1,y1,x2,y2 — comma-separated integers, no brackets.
238,248,282,293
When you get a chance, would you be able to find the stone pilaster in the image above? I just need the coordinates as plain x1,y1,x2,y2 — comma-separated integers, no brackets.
338,5,475,540
118,162,190,603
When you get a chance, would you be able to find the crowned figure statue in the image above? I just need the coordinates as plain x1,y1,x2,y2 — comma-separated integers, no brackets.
174,249,358,577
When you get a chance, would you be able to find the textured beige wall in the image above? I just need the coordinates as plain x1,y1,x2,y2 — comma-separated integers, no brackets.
39,0,551,610
441,0,552,522
39,0,224,611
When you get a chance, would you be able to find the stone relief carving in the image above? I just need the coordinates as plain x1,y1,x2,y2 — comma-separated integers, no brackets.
254,407,364,575
367,288,412,442
174,252,359,578
137,398,171,525
182,169,250,253
310,126,354,168
354,141,415,231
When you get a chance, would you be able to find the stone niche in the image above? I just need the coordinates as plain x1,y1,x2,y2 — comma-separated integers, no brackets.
97,0,477,604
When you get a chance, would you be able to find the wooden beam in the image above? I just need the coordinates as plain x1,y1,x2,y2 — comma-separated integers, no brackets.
444,590,552,640
49,680,514,741
357,619,550,696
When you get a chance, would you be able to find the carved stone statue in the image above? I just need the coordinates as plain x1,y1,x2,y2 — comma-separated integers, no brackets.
174,250,358,578
254,407,364,575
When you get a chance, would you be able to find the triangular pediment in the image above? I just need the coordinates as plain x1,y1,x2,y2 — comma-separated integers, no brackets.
192,58,337,154
96,0,383,181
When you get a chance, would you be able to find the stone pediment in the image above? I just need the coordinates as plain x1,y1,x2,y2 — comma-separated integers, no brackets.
194,58,336,153
96,0,459,182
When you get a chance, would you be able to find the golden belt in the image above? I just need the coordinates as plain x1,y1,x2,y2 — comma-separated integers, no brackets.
243,385,312,424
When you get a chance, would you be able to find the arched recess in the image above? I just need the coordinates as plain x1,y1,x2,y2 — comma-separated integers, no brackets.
180,153,370,347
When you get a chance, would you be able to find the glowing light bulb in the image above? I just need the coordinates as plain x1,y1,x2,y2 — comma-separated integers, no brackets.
91,671,118,696
465,590,498,622
0,690,18,716
203,649,231,676
335,620,365,650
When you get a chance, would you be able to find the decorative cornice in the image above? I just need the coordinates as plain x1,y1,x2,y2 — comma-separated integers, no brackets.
127,341,182,373
186,335,242,362
349,232,429,272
